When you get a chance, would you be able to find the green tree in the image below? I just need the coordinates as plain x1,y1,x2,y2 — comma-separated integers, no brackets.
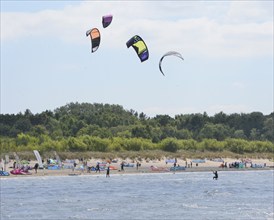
13,118,32,133
213,111,227,124
161,138,179,152
225,138,248,154
67,137,87,151
249,128,260,140
198,139,224,152
199,123,231,141
175,129,193,139
16,133,39,147
233,130,247,139
30,125,48,136
131,125,151,139
262,117,274,141
154,115,174,126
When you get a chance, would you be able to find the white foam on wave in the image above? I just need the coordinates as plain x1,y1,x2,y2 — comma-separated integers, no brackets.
182,203,208,209
265,212,274,220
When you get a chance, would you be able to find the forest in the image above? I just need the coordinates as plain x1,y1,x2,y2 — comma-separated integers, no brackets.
0,102,273,157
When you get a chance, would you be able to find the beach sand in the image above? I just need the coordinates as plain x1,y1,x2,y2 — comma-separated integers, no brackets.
1,157,273,178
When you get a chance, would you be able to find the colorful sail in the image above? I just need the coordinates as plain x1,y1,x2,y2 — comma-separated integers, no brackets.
102,14,113,28
86,28,101,53
126,35,149,62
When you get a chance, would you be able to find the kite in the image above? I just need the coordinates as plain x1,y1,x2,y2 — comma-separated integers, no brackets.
159,51,184,76
126,35,149,62
102,14,113,28
86,28,101,53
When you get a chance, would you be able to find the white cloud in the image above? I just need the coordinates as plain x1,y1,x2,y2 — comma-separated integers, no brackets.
1,1,273,58
226,1,273,24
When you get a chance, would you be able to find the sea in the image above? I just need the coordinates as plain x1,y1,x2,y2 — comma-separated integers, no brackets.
1,170,273,220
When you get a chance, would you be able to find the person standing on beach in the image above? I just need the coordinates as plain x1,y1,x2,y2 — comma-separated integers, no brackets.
34,163,39,173
71,161,76,172
136,162,139,170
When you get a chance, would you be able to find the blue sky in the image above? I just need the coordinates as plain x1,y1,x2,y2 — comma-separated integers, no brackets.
1,1,273,117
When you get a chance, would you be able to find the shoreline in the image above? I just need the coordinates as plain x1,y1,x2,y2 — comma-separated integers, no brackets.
1,167,273,179
1,157,273,178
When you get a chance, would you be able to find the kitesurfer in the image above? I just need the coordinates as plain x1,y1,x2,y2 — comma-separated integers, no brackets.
213,171,218,180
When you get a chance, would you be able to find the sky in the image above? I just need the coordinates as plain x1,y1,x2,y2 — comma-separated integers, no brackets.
1,1,273,117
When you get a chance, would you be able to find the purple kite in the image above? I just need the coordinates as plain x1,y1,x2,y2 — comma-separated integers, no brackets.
102,14,113,28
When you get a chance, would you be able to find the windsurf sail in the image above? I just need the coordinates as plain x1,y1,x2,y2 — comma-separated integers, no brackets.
13,152,21,168
33,150,44,168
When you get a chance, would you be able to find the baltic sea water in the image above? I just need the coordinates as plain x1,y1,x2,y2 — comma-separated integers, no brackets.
1,170,273,220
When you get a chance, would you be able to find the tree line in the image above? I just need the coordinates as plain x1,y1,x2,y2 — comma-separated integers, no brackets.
0,102,273,154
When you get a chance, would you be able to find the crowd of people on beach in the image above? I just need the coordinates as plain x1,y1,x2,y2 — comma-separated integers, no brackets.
219,161,266,169
0,160,40,175
1,156,271,177
69,159,143,177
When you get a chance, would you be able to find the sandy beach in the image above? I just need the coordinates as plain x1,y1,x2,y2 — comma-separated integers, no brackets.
1,157,273,178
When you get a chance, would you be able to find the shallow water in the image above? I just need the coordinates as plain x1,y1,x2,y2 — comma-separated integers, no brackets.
1,170,273,220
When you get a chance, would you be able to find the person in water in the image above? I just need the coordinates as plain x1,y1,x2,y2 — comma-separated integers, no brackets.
213,171,218,180
121,162,124,171
106,166,110,178
96,163,100,173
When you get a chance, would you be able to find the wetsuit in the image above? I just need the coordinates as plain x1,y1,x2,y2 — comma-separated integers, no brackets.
96,164,100,173
106,167,110,177
213,171,218,180
34,163,39,173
